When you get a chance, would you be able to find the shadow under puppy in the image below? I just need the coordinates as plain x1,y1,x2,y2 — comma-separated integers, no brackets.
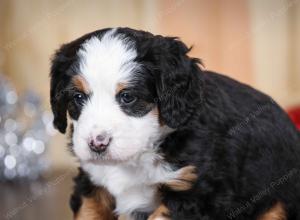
50,27,300,220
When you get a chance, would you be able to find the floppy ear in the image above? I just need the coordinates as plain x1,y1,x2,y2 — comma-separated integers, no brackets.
154,37,203,128
50,48,70,133
50,42,79,133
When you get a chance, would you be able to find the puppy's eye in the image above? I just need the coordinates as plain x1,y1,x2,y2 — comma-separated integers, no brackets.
73,93,85,105
120,92,136,104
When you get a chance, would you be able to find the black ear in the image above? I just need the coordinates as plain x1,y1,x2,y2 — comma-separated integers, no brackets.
154,37,203,128
50,46,73,134
50,39,82,133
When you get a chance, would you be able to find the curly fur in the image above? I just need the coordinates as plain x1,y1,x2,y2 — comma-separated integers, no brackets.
50,27,300,220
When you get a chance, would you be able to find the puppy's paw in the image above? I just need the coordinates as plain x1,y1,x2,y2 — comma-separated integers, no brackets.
148,204,170,220
165,165,198,191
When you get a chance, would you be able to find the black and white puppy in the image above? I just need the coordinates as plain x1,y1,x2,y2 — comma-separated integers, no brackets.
50,27,300,220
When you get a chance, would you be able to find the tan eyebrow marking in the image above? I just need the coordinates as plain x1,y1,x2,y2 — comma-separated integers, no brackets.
116,82,126,94
72,75,90,94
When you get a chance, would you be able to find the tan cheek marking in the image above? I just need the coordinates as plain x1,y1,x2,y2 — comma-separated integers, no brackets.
74,187,117,220
148,204,170,220
72,75,90,94
257,202,286,220
116,82,126,94
165,165,198,191
151,107,164,126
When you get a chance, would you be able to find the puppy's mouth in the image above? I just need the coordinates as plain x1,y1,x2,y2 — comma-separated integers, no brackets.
86,147,130,164
86,154,130,165
86,146,113,161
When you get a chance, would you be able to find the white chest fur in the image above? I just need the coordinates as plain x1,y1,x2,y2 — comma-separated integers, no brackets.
82,151,179,216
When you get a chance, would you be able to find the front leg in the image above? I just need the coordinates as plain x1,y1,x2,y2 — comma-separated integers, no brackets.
74,187,117,220
70,168,117,220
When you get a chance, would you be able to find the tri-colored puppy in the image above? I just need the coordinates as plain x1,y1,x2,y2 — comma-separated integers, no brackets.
50,27,300,220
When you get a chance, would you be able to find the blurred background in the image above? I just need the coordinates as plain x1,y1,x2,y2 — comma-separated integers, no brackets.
0,0,299,219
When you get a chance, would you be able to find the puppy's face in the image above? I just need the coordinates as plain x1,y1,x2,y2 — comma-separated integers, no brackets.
71,32,162,162
50,28,202,163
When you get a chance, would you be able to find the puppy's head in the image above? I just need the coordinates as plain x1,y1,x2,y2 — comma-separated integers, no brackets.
50,28,202,162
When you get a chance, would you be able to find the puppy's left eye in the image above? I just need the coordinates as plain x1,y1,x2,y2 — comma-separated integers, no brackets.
120,92,136,104
73,93,85,106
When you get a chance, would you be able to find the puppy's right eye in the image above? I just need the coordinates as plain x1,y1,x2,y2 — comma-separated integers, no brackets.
120,91,137,104
73,93,85,106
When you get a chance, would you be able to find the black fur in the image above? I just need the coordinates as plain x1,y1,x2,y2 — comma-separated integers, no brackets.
69,168,94,214
50,27,300,220
159,72,300,219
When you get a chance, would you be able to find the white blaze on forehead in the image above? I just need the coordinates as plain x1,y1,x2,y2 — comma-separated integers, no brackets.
77,29,138,90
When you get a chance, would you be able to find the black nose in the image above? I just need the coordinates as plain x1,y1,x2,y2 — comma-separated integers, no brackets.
88,132,111,153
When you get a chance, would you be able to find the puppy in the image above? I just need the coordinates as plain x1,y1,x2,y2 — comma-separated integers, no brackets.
50,27,300,220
